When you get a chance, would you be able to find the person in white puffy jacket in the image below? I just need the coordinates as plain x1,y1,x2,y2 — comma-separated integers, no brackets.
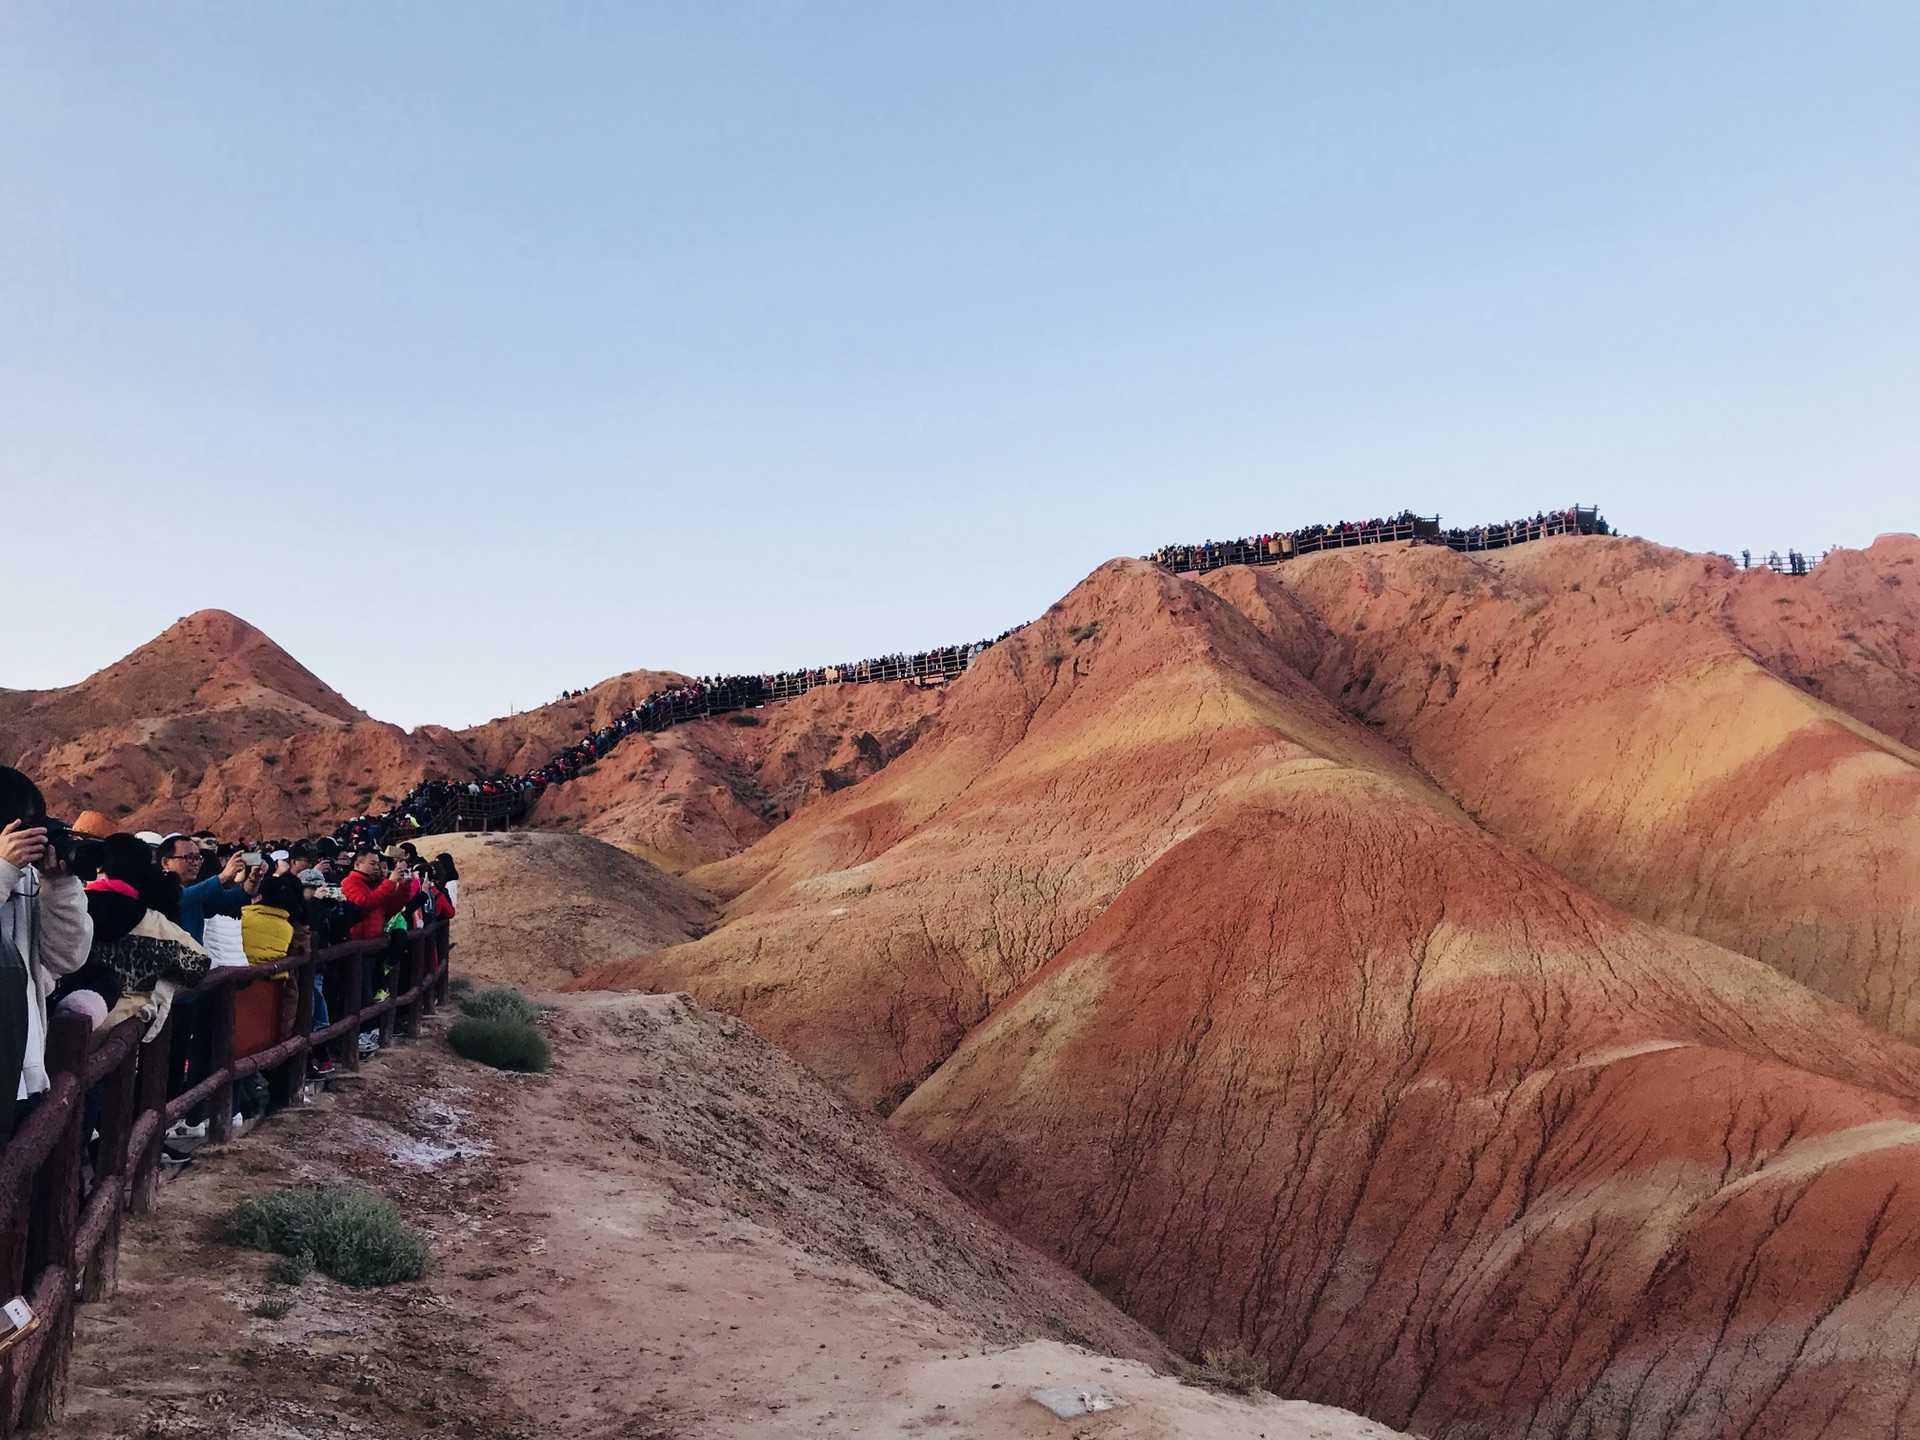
0,768,95,1142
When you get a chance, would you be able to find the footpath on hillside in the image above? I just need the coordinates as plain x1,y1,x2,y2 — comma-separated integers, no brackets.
52,988,1402,1440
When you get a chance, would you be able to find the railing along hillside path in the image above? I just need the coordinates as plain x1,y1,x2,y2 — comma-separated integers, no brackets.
0,920,452,1434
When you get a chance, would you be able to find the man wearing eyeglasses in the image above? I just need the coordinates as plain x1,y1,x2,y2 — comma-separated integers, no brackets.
159,834,252,945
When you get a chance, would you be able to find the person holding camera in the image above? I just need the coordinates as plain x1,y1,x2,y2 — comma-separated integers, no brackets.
0,768,95,1143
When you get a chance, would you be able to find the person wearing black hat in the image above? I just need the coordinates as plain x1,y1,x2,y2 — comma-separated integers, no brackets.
0,767,95,1142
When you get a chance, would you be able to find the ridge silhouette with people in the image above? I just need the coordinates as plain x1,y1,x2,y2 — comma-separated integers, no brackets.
341,500,1842,847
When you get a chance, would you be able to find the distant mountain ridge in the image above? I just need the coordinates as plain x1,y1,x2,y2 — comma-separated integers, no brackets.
0,609,942,856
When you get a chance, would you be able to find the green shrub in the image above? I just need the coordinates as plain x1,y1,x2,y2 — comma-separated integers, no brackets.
226,1187,429,1287
1182,1345,1268,1395
447,1016,549,1073
267,1249,313,1285
459,986,541,1025
250,1293,295,1319
448,975,474,995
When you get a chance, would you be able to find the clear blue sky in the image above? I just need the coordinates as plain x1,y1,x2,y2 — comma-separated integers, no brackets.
4,4,1915,728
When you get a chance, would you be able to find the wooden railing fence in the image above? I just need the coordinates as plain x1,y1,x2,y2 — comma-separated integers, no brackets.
0,919,452,1434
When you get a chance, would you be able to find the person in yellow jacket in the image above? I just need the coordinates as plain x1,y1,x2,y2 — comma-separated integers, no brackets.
240,874,303,962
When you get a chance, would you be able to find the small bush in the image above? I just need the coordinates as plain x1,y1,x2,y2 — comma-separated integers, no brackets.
226,1187,429,1287
267,1249,314,1285
726,713,762,726
1068,620,1099,644
448,975,475,996
250,1293,295,1320
447,1017,549,1073
1182,1345,1268,1395
459,986,541,1025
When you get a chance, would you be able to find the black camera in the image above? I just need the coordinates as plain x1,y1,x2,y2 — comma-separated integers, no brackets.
37,817,77,867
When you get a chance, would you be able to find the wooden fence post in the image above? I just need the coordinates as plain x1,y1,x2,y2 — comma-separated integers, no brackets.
129,1014,172,1215
341,950,364,1073
206,983,236,1145
377,938,400,1050
80,1033,138,1303
400,934,424,1035
271,960,315,1109
18,1011,90,1428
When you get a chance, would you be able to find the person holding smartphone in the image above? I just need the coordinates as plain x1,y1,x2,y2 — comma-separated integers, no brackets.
160,835,248,945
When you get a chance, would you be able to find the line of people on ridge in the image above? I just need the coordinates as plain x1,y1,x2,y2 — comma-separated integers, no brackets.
0,765,455,1170
1736,549,1818,576
1150,506,1608,575
335,628,1024,851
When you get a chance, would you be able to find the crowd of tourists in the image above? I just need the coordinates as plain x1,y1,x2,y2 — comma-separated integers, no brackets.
1150,506,1608,575
341,630,1022,849
0,764,456,1168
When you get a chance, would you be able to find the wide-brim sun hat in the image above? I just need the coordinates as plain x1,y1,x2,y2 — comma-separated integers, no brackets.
71,810,115,839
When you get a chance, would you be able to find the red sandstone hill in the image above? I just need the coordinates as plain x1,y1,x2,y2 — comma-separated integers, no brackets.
574,552,1920,1438
1,614,942,852
1202,532,1920,1041
0,610,469,835
20,539,1920,1438
521,679,948,870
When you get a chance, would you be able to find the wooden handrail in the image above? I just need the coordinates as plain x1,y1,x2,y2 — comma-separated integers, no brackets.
0,917,454,1434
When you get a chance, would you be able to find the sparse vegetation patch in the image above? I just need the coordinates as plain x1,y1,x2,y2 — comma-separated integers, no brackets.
1182,1345,1269,1395
448,1016,550,1073
459,985,542,1026
226,1186,429,1287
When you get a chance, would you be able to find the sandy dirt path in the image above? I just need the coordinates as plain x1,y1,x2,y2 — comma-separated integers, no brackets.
52,992,1400,1440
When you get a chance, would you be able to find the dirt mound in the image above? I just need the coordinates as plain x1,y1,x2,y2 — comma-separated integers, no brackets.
1203,533,1920,1039
574,552,1920,1437
55,991,1399,1439
426,830,716,987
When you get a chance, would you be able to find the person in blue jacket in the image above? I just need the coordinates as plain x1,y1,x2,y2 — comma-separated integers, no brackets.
158,834,251,944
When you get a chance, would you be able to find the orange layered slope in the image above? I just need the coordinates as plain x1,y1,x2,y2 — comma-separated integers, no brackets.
573,559,1459,1106
895,792,1920,1439
577,549,1920,1436
1204,533,1920,1038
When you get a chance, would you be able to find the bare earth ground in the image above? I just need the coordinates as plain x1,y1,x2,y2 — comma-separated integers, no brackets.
53,992,1400,1440
429,831,718,988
